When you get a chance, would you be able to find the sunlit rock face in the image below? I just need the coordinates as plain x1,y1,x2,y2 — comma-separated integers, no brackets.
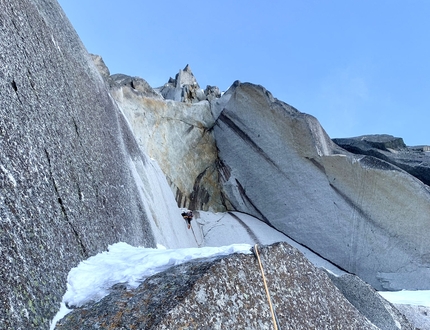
0,1,156,328
213,81,430,290
55,243,388,329
107,69,225,212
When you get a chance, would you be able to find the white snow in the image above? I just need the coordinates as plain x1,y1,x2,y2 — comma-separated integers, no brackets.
50,242,251,329
127,154,203,248
197,211,347,276
378,290,430,307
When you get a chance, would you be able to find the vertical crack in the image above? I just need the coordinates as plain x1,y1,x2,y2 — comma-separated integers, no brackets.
72,117,80,138
235,179,271,225
11,80,18,92
44,149,88,257
189,166,210,210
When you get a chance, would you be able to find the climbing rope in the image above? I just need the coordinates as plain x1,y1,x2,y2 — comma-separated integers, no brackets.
190,224,202,246
187,212,204,246
253,244,281,330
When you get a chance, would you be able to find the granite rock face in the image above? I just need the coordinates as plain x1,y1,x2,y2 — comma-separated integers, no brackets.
333,134,430,186
3,1,427,329
394,304,430,330
111,73,163,100
327,273,414,330
213,81,430,290
0,1,156,328
157,64,208,103
204,85,221,101
107,70,224,211
55,242,388,330
89,54,111,80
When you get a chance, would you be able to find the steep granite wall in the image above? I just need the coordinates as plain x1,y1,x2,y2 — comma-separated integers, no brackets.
0,1,156,328
213,81,430,290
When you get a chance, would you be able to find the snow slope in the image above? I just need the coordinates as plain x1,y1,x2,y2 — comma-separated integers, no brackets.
197,211,347,276
378,291,430,307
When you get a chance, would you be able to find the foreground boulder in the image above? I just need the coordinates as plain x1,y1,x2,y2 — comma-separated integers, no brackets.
0,1,157,328
213,81,430,290
55,242,401,329
333,134,430,186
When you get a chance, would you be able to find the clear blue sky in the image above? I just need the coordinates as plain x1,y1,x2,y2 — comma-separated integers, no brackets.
58,0,429,146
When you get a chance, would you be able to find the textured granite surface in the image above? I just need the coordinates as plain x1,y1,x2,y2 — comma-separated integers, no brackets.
0,1,155,328
56,243,384,329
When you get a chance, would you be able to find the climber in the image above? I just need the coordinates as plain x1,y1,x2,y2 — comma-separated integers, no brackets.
181,210,193,229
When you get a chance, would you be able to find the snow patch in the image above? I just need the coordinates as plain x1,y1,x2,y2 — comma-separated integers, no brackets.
378,290,430,307
50,242,251,329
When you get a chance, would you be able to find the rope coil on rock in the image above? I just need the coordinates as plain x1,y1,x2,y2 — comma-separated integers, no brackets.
253,244,281,330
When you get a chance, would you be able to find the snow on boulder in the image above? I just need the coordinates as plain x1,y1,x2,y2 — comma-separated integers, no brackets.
213,81,430,290
55,242,392,329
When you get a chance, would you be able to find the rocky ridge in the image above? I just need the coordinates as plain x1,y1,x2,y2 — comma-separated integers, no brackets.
96,59,225,212
332,134,430,186
156,64,221,103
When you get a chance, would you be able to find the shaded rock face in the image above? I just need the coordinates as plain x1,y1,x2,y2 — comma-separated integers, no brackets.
327,273,413,330
333,134,430,186
0,1,156,328
204,84,221,101
213,82,430,290
55,242,386,329
107,70,224,211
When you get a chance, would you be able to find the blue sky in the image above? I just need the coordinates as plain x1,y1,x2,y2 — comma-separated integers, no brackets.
58,0,429,146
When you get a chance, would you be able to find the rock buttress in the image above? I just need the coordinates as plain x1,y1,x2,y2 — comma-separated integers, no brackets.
0,0,155,328
213,81,430,290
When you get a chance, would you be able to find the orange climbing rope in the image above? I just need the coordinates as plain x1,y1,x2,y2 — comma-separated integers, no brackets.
253,244,279,330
